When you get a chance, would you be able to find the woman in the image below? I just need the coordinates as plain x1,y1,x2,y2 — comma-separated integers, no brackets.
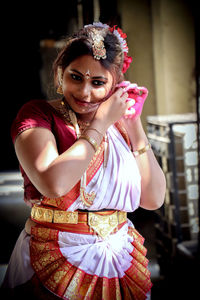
2,23,166,299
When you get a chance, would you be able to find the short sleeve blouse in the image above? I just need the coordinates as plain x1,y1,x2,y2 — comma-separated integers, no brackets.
11,99,77,202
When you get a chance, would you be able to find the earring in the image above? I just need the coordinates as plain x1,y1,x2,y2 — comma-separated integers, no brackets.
57,85,63,94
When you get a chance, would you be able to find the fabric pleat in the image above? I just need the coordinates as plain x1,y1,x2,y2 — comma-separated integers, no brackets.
30,224,152,300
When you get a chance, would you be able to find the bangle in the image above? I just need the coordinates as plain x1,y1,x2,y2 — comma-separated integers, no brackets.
86,127,104,137
132,142,151,157
80,134,98,152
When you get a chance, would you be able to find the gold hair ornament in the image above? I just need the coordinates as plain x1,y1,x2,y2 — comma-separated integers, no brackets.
85,22,132,73
90,28,107,60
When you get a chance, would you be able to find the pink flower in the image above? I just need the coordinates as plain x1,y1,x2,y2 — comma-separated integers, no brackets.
116,81,148,120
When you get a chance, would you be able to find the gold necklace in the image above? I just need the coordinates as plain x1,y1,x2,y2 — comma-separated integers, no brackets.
59,98,96,207
60,99,91,138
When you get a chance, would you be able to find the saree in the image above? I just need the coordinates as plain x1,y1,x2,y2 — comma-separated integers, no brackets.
3,125,152,299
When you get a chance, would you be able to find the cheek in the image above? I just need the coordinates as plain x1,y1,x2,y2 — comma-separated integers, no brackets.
63,81,74,94
93,87,110,100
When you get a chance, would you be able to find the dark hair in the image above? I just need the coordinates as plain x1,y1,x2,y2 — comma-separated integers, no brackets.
53,25,125,89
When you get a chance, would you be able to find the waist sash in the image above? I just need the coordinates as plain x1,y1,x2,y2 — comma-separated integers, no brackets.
31,204,127,239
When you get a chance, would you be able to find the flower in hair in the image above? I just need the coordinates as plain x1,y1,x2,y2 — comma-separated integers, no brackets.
109,25,133,73
109,25,128,53
85,22,109,29
122,52,133,73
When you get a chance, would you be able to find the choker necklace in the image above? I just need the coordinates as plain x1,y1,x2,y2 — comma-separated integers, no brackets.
59,98,108,207
60,99,91,138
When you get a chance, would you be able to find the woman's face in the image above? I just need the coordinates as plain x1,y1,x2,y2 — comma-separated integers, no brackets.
62,55,113,119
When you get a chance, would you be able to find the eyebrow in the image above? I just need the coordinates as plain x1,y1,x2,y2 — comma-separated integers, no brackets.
70,69,108,80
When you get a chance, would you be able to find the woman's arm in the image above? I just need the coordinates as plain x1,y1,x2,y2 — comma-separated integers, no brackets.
122,117,166,210
15,127,99,198
15,89,129,198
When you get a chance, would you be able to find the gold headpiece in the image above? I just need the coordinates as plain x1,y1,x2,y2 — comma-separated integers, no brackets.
90,28,107,60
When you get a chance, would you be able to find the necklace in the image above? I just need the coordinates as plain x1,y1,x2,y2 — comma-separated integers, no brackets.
60,99,91,138
59,98,98,207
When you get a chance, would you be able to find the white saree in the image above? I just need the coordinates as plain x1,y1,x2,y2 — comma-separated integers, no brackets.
3,125,152,299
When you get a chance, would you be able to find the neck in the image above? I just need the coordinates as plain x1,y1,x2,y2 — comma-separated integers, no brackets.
77,112,96,123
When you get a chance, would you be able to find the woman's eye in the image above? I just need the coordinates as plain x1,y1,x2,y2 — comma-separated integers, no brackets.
71,74,82,81
92,80,105,86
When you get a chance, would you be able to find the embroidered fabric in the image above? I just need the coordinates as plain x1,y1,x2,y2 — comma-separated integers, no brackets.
58,221,134,278
3,221,152,300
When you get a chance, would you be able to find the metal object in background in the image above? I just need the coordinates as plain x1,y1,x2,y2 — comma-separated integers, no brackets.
147,113,198,273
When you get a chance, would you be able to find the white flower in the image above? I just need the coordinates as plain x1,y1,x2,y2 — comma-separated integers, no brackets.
84,22,109,29
113,30,128,52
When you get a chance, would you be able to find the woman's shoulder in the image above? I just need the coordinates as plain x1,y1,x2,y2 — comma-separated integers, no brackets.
19,99,63,119
18,99,56,113
11,99,57,143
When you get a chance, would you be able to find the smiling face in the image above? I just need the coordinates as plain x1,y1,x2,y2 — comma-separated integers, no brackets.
62,55,113,120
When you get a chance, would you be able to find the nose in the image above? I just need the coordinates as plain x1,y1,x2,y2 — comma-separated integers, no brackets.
78,82,91,101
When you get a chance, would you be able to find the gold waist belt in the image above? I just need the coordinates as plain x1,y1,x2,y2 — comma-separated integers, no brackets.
31,204,127,239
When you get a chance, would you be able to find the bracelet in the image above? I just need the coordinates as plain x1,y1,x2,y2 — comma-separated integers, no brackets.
132,142,151,157
80,134,98,152
87,127,104,136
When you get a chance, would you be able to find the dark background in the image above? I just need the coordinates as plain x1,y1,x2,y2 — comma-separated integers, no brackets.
1,0,121,171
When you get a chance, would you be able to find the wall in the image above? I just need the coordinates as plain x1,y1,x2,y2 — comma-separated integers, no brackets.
151,0,196,115
119,0,196,123
118,0,157,125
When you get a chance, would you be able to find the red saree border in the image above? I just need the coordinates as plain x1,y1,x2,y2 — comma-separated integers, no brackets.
42,140,105,210
114,121,131,148
30,226,152,300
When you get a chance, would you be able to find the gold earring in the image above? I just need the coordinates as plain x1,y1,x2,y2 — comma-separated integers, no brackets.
57,85,63,94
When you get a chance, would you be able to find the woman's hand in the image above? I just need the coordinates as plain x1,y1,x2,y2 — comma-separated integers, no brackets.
94,88,129,129
116,81,148,121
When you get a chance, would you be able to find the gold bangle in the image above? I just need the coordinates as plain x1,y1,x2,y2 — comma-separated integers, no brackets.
132,142,151,157
80,135,98,152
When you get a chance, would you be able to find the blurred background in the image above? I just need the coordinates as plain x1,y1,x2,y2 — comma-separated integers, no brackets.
0,0,199,299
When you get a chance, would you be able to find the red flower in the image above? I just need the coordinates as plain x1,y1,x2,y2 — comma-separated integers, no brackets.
109,25,127,39
117,28,127,39
122,53,133,73
109,25,133,73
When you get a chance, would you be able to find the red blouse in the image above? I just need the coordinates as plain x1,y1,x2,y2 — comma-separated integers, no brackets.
11,99,77,201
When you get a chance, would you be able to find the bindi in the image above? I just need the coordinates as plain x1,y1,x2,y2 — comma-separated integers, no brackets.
85,70,91,79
